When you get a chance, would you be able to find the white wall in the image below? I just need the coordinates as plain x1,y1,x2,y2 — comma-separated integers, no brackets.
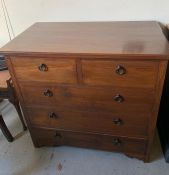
0,0,169,47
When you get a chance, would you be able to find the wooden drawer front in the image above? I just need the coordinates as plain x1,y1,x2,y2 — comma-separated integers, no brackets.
11,57,77,84
81,60,159,88
27,108,148,137
21,85,154,113
32,128,147,155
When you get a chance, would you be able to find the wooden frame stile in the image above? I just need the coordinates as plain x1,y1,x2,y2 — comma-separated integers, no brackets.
76,58,83,85
5,56,39,147
145,60,168,162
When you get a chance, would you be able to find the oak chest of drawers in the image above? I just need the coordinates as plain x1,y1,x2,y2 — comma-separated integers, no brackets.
1,21,169,162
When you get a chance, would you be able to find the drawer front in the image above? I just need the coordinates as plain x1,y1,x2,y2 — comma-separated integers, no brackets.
27,108,149,137
21,85,154,113
32,127,147,155
81,60,159,88
11,57,77,84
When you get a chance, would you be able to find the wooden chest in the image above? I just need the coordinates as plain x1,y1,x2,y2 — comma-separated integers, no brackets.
1,22,169,162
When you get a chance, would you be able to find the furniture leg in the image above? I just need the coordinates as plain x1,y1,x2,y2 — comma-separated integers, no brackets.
13,101,27,131
7,78,27,131
0,114,14,142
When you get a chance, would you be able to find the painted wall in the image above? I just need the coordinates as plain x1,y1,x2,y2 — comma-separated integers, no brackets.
0,0,169,47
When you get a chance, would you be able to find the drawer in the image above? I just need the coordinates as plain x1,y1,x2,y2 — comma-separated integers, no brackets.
11,57,77,84
81,60,159,88
21,85,154,113
27,107,149,137
31,127,147,156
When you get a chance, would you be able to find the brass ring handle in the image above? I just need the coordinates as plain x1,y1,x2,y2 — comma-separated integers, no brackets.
116,65,126,75
48,112,58,119
113,94,124,103
38,63,48,71
43,89,53,97
54,132,62,139
112,138,122,146
112,118,123,125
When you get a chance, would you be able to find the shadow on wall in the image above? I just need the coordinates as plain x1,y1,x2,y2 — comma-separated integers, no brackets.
159,22,169,41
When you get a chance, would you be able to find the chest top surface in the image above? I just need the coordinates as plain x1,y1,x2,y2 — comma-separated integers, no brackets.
0,21,169,58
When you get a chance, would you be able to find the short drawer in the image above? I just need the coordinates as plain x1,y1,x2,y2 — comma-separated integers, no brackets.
32,127,147,156
27,107,149,137
81,60,159,88
11,57,77,84
21,85,154,113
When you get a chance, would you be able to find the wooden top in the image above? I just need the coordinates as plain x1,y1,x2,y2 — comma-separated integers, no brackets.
0,21,169,58
0,70,10,88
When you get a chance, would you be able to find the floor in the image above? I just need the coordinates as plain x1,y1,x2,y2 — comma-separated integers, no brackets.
0,100,169,175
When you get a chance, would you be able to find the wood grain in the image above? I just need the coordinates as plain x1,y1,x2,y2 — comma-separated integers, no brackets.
0,70,10,88
0,22,169,58
2,22,169,162
11,57,77,84
31,127,147,157
20,85,155,113
82,60,159,88
26,107,149,138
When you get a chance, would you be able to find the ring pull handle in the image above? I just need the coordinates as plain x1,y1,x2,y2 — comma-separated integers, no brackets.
112,138,122,146
54,132,62,139
113,94,124,103
43,89,53,97
48,112,58,119
116,65,126,75
112,118,123,126
38,63,48,72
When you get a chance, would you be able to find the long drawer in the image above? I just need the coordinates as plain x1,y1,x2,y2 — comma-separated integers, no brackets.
26,107,149,137
11,57,77,84
82,60,159,88
20,85,155,113
31,127,147,157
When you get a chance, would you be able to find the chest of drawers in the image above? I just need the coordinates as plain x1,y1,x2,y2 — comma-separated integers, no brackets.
1,21,169,162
